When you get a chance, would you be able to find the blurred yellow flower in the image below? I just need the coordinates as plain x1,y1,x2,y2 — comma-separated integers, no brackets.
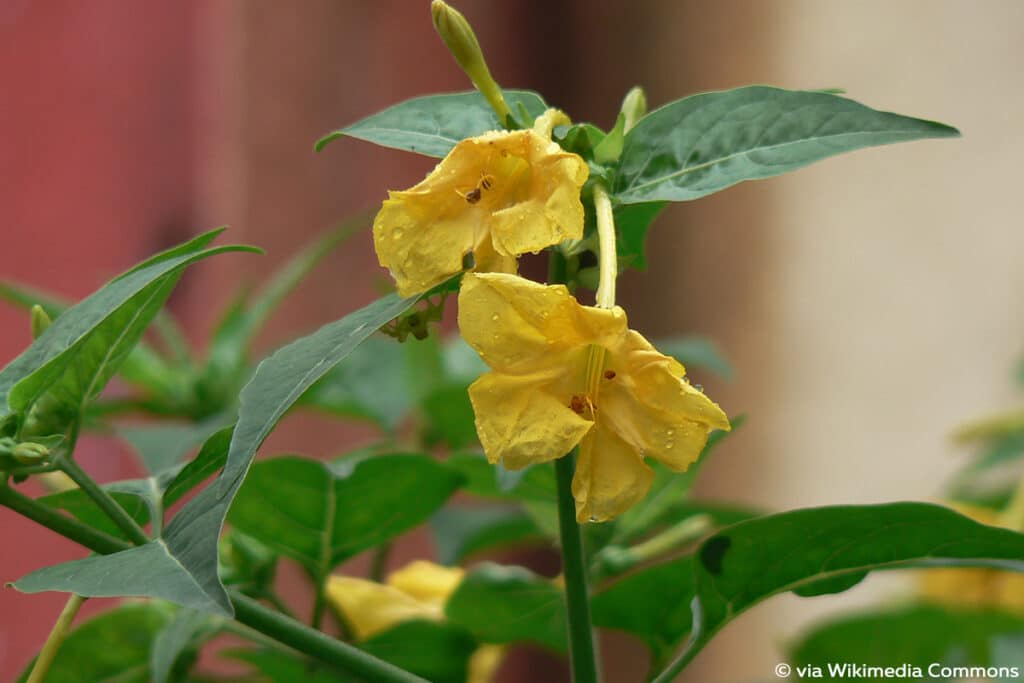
920,503,1024,614
372,111,588,296
458,272,731,522
326,560,503,683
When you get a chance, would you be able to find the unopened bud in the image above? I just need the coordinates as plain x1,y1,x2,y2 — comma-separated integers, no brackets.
620,86,647,134
431,1,512,124
12,441,50,464
31,305,52,339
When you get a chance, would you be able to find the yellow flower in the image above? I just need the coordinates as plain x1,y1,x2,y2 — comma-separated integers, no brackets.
326,560,504,683
920,504,1024,614
372,111,589,297
457,272,731,522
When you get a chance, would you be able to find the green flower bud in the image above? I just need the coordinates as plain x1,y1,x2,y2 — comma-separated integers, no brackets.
431,1,512,124
12,441,50,464
620,86,647,134
31,304,52,339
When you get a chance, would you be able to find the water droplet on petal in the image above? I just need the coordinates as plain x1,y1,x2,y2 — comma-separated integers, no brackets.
491,313,500,321
392,228,404,239
665,441,675,450
694,383,704,393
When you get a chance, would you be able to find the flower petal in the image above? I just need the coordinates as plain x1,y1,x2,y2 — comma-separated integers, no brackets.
387,560,464,609
373,191,479,297
325,576,441,640
572,423,654,523
469,370,593,470
601,331,730,471
458,272,625,373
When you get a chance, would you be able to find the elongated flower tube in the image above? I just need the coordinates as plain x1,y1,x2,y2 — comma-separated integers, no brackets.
458,272,731,522
326,561,504,683
372,110,588,296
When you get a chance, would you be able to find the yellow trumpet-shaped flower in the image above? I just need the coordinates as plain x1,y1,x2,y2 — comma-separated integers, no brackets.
458,272,731,522
372,111,589,297
326,560,504,683
919,504,1024,614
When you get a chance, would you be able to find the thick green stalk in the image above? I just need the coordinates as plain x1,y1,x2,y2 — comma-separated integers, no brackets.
555,451,599,683
0,483,129,555
26,593,87,683
57,454,149,546
229,591,428,683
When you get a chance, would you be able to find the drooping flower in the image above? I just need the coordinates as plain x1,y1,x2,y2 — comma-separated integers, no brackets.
372,111,589,296
919,503,1024,614
326,560,504,683
457,272,731,522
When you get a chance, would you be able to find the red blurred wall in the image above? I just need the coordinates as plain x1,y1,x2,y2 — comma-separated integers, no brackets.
0,1,200,676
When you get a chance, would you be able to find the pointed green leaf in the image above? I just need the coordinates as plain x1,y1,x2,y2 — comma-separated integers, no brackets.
432,504,545,565
614,86,959,204
14,296,416,616
596,503,1024,666
316,90,548,157
228,454,462,573
151,607,216,683
0,229,258,432
16,603,173,683
14,541,231,614
445,563,566,652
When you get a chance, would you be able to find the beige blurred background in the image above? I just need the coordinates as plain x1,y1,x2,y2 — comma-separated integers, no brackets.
2,1,1022,681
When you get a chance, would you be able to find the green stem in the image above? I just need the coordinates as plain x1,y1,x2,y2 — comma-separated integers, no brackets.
0,482,129,555
310,574,327,630
370,542,392,582
0,487,424,682
27,593,87,683
555,452,599,683
229,591,428,683
56,454,149,546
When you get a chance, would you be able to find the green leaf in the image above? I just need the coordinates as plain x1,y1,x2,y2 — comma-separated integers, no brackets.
316,90,548,157
445,562,566,652
151,607,216,683
593,113,626,165
656,336,734,380
421,384,477,448
16,603,173,683
228,454,462,573
119,414,229,474
592,555,697,656
614,86,959,204
615,201,666,271
597,503,1024,665
0,230,258,433
446,452,556,502
299,336,411,431
16,296,416,616
789,604,1024,678
555,123,606,159
40,427,232,540
432,504,545,565
360,620,477,683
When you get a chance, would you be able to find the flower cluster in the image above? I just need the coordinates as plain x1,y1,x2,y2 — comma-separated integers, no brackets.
373,109,729,521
